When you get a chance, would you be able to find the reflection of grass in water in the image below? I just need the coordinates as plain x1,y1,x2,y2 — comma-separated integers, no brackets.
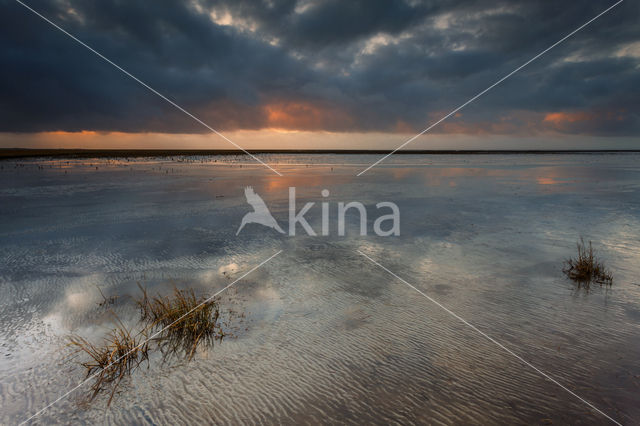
69,284,229,406
67,318,149,406
563,237,613,289
137,284,226,361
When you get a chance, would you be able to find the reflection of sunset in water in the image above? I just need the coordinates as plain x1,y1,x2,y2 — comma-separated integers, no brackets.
536,176,560,185
380,165,589,193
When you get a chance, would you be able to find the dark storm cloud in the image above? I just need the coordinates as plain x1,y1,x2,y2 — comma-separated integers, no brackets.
0,0,638,136
213,0,439,48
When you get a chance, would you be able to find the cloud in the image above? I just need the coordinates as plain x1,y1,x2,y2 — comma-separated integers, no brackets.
0,0,638,137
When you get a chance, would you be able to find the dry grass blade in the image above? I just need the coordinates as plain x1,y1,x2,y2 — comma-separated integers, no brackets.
95,284,117,307
563,237,613,289
136,282,150,320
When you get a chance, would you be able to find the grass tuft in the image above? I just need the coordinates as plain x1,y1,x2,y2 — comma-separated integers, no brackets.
137,286,225,360
67,318,149,406
70,283,230,406
563,238,613,288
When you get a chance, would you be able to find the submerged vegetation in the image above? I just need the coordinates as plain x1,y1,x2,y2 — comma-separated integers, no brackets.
563,238,613,288
69,284,229,406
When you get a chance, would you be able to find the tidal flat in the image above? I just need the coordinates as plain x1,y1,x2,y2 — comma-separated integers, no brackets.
1,153,639,424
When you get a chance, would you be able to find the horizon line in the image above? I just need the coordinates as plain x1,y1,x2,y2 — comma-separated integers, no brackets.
2,148,640,160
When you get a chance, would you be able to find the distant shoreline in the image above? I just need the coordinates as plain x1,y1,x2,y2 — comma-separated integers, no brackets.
1,148,639,160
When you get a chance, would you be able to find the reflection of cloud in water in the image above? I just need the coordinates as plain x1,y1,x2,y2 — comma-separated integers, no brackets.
217,263,238,275
65,290,94,311
255,286,279,302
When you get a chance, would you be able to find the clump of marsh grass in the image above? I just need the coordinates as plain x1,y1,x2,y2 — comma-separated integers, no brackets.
67,319,149,406
69,283,232,407
563,238,613,288
137,285,225,360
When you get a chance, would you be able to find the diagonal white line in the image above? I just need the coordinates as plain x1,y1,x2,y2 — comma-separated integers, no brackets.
357,250,622,425
19,250,283,425
356,0,624,176
13,0,282,176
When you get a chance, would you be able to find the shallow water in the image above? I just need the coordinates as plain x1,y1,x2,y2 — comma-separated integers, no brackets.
1,153,639,425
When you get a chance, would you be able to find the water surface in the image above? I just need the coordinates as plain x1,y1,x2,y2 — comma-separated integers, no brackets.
1,153,639,424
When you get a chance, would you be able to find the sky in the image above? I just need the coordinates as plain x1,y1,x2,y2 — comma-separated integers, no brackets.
1,0,639,150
